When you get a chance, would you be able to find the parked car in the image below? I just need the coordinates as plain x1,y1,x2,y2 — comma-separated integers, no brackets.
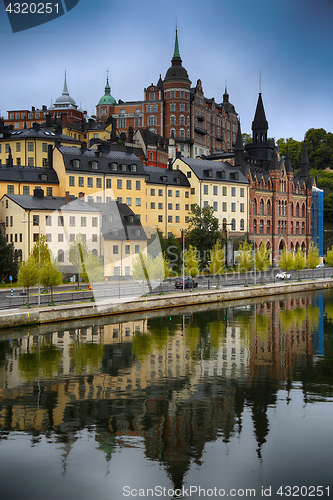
175,277,198,289
316,263,325,268
275,272,291,280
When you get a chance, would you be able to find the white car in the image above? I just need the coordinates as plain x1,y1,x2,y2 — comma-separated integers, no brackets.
275,272,291,280
316,263,325,268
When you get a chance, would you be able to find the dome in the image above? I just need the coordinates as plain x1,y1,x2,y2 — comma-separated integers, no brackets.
98,78,116,105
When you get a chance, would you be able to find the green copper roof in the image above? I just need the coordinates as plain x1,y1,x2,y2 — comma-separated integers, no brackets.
174,30,180,57
98,77,116,105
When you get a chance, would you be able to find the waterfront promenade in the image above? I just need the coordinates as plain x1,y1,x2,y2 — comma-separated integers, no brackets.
0,278,332,330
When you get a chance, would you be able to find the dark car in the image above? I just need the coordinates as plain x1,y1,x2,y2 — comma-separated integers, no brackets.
175,277,198,289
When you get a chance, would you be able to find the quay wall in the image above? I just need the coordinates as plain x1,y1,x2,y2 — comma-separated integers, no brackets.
0,279,332,330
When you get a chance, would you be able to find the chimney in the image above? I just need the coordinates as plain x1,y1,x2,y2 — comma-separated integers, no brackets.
128,126,134,143
61,113,67,126
110,117,117,141
65,191,69,204
47,144,53,168
55,139,61,148
78,192,85,199
45,114,51,127
32,122,40,132
168,159,173,170
32,106,35,112
176,151,182,159
81,142,87,153
42,105,47,112
34,188,44,199
55,124,62,135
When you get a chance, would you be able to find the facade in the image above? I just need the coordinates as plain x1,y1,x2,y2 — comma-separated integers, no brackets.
311,187,324,258
133,128,168,168
95,31,238,159
233,93,315,264
173,156,249,238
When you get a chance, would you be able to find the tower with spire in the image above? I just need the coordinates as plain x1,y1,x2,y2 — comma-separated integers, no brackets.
48,72,86,124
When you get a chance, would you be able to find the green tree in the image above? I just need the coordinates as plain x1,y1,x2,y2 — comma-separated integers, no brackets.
184,245,200,277
31,234,51,264
187,204,220,268
294,248,306,280
17,256,39,306
242,132,252,147
132,252,153,295
0,233,19,282
305,128,333,170
279,248,294,277
68,233,90,289
40,260,63,305
323,193,333,221
255,243,270,275
149,252,171,294
276,137,302,169
156,229,182,271
325,246,333,267
209,240,225,288
307,243,320,278
82,253,104,284
237,241,253,285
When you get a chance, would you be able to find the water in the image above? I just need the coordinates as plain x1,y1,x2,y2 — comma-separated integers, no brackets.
0,290,332,499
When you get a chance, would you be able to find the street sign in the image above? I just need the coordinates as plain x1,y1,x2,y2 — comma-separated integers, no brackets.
9,276,12,282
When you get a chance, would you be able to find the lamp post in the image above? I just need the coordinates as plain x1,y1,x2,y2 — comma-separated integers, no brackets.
22,218,40,307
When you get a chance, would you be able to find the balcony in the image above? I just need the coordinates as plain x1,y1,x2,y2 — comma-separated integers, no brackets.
216,135,224,142
194,126,207,135
175,136,194,144
197,115,204,122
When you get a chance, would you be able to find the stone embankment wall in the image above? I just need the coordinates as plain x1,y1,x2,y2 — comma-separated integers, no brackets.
0,280,331,330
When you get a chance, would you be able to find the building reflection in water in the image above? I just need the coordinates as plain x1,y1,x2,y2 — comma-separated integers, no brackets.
0,290,331,489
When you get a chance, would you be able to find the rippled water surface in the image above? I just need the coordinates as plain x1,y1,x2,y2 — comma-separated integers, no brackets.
0,290,333,499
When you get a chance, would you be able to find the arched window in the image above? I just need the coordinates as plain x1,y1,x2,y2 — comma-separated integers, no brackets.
253,219,257,234
180,115,185,126
231,218,236,230
253,199,257,215
267,199,271,215
291,203,294,217
296,221,299,234
180,128,185,140
285,201,287,216
267,220,271,234
260,219,264,234
302,221,305,234
260,199,264,215
302,204,305,217
284,221,287,234
296,203,299,217
278,220,280,234
291,221,293,234
170,115,176,125
240,218,244,231
58,249,64,262
92,249,98,256
278,201,280,216
170,128,176,138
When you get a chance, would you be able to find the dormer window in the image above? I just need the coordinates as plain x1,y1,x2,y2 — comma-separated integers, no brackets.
162,176,167,182
40,174,48,181
91,161,98,170
121,164,127,172
175,177,181,184
131,164,137,172
146,175,150,181
111,162,118,171
73,159,80,168
128,216,134,223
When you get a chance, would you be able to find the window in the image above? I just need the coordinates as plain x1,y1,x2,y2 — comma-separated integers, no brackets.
70,216,75,227
125,245,130,254
96,178,102,188
5,217,8,227
222,202,227,212
151,202,155,209
267,220,271,234
168,216,173,223
148,116,157,126
191,188,195,195
176,204,180,210
176,216,180,223
127,180,132,190
28,158,34,166
23,186,30,195
204,201,208,208
121,164,127,172
240,219,244,231
168,203,172,210
32,215,39,226
126,197,132,206
28,142,34,151
136,181,141,190
69,176,75,186
117,179,122,189
42,158,48,167
240,188,244,197
113,245,119,254
46,215,52,226
92,217,98,227
158,215,163,222
135,245,140,254
231,203,236,212
158,189,163,196
231,219,236,230
81,217,86,227
92,234,98,242
16,158,21,166
185,216,189,223
10,216,13,227
170,90,175,98
79,177,85,187
136,198,141,206
16,142,21,152
42,143,47,152
58,216,64,226
111,162,117,171
185,204,189,211
213,186,218,195
58,234,64,242
240,203,244,212
46,234,52,242
213,202,218,211
158,203,163,209
222,186,227,196
204,185,208,195
117,197,122,203
87,177,93,187
231,187,236,196
260,220,264,234
73,159,80,168
33,233,39,242
58,249,64,262
91,161,98,170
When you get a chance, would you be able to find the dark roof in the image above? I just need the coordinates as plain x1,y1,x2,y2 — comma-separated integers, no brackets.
3,193,99,212
136,128,168,150
176,157,248,184
143,165,190,187
0,165,59,184
89,200,147,241
58,146,146,175
5,126,78,143
252,93,268,131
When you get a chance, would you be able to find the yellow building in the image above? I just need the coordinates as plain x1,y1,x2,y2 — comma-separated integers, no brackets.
173,156,249,238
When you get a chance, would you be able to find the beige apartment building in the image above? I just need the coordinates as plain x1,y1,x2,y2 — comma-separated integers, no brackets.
173,156,249,238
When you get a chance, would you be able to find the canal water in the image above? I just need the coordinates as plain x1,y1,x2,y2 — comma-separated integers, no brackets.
0,290,332,499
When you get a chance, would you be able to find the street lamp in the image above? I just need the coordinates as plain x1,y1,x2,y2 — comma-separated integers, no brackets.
22,219,40,307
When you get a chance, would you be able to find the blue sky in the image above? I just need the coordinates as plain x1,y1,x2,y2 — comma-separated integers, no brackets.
1,0,333,141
